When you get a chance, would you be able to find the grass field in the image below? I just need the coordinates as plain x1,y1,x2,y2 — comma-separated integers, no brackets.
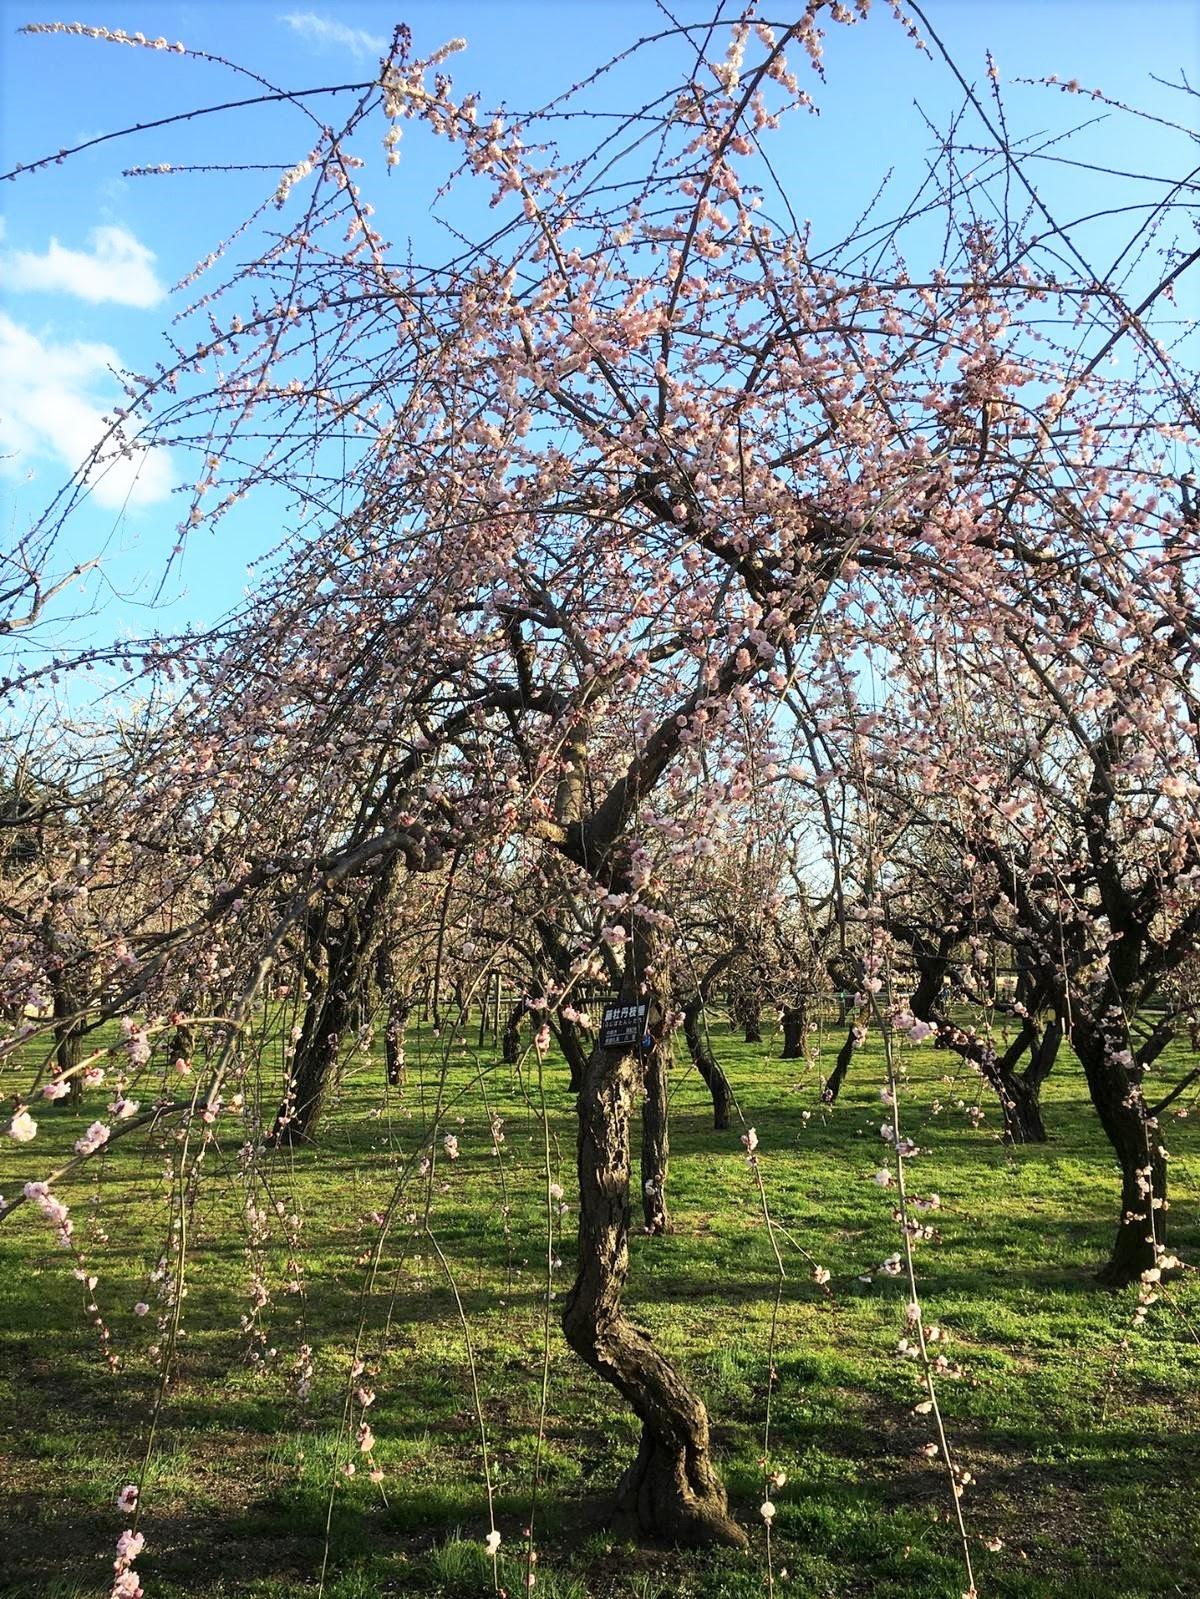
2,1012,1199,1599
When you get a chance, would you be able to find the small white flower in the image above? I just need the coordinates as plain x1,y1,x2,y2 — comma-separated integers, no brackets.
484,1529,501,1557
8,1110,37,1143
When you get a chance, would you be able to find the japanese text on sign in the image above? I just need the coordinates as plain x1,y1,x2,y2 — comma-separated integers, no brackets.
599,1002,649,1049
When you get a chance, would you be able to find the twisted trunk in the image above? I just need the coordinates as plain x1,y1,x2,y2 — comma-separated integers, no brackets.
1074,1016,1166,1287
275,964,346,1143
903,931,1051,1143
562,1014,745,1547
682,997,732,1129
989,1016,1061,1144
276,867,395,1141
383,1002,408,1089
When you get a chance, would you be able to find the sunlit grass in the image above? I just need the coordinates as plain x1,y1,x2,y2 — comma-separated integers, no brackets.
1,1010,1198,1596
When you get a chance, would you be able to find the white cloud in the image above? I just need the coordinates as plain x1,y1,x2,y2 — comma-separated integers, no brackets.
0,312,175,509
280,11,387,62
0,225,164,308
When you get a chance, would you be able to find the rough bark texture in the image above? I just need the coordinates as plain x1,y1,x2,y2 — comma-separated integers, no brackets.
384,1004,408,1088
779,1001,808,1060
562,1025,746,1548
1074,1018,1167,1287
728,974,764,1045
275,967,344,1142
276,866,395,1141
988,1015,1061,1144
997,1071,1048,1144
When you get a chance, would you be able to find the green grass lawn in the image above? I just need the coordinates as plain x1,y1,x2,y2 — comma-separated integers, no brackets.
2,1011,1198,1599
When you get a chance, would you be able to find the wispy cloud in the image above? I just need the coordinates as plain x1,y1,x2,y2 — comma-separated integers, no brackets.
0,225,165,308
0,312,175,509
280,11,387,62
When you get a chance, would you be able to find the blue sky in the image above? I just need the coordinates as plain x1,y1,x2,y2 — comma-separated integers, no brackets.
1,0,1197,651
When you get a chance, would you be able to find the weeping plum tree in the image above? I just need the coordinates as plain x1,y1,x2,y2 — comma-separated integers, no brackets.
881,880,1060,1146
3,0,1200,1564
869,573,1200,1282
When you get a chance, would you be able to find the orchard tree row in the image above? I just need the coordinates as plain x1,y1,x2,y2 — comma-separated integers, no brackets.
2,3,1198,1581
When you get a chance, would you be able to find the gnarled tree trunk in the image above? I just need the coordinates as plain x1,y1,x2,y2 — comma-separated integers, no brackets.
682,996,732,1130
276,965,344,1142
562,1012,746,1547
276,862,396,1141
990,1015,1060,1144
1074,1016,1166,1287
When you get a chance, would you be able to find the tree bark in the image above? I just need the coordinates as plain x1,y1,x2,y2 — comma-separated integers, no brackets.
275,973,343,1143
502,999,528,1064
996,1070,1048,1144
1074,1017,1167,1287
903,931,1051,1144
276,874,392,1142
376,945,409,1089
779,1001,808,1060
383,1003,408,1088
682,997,732,1129
986,1007,1061,1144
50,968,83,1105
824,1022,860,1103
561,1023,746,1548
554,1014,590,1093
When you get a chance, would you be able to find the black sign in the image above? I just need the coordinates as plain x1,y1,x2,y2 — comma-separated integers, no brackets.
599,1001,649,1050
